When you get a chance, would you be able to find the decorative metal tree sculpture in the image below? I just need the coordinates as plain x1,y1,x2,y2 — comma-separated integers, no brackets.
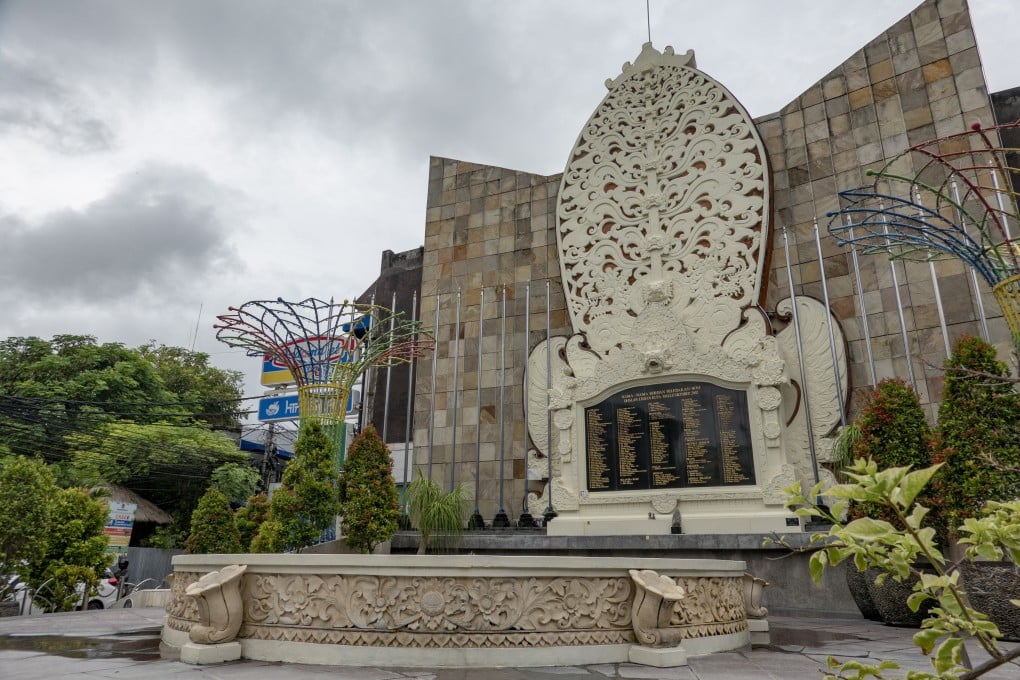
828,121,1020,338
214,297,433,448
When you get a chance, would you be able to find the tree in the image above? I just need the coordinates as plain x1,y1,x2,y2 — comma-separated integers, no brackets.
186,488,242,554
263,419,339,551
136,343,244,429
235,492,270,552
932,336,1020,534
339,426,398,553
0,335,247,523
211,463,261,507
407,475,467,555
65,421,247,519
26,487,109,612
0,457,55,581
784,460,1020,680
851,379,931,524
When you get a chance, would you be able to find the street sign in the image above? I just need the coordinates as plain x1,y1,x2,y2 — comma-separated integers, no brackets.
258,393,300,422
258,390,358,422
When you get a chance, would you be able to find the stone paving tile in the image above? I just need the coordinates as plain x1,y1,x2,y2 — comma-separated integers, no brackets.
614,663,696,679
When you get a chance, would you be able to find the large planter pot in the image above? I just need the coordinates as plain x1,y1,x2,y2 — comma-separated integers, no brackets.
845,565,881,621
959,561,1020,642
866,566,932,628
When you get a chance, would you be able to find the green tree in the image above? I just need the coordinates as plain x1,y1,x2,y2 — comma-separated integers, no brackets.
136,343,244,429
26,487,109,612
211,462,261,506
66,421,247,519
851,379,931,523
263,419,339,551
235,492,270,552
339,426,398,553
0,457,55,581
785,460,1020,679
186,488,242,554
932,335,1020,534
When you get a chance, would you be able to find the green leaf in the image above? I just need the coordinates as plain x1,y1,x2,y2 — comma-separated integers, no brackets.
896,464,942,508
809,551,827,585
843,517,896,540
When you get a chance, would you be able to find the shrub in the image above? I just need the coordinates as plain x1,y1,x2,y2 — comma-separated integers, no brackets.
263,419,339,551
186,488,242,554
339,426,399,554
933,335,1020,534
407,475,467,554
235,492,270,552
851,378,931,523
0,457,55,581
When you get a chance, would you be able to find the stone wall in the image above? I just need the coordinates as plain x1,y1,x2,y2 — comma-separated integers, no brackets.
416,159,570,518
761,0,1011,421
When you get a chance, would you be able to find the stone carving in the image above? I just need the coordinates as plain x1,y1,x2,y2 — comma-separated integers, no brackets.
741,573,768,619
184,564,247,645
165,570,748,649
629,570,686,647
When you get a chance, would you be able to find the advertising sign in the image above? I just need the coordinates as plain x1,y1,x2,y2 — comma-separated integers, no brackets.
260,314,371,386
258,390,359,422
104,501,137,555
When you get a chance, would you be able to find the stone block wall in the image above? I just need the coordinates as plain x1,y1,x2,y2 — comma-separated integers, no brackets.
761,0,1010,420
415,158,570,518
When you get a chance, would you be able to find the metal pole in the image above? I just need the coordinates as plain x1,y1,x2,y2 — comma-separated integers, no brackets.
990,169,1014,241
449,289,461,491
544,279,556,522
382,292,397,441
813,220,846,426
357,294,376,435
951,179,991,342
519,284,533,528
469,288,485,529
783,228,821,488
493,285,510,527
880,209,918,389
914,191,951,357
426,294,440,481
846,218,878,386
402,291,417,516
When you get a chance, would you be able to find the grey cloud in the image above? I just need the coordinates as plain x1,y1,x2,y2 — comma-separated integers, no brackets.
0,52,115,154
0,164,238,302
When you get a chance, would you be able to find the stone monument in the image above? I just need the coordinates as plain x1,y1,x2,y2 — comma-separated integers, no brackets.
526,44,847,536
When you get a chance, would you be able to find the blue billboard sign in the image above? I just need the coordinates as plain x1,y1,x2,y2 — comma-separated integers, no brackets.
258,390,358,423
258,394,300,422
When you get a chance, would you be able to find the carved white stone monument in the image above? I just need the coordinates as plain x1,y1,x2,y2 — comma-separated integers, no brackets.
527,44,846,536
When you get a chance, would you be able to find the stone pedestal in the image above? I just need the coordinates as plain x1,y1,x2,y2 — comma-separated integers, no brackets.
748,619,770,647
180,641,241,665
629,644,688,667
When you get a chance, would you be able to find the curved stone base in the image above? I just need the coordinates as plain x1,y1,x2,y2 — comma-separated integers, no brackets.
161,554,754,668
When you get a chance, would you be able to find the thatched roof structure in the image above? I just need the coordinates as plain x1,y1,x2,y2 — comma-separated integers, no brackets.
94,485,174,524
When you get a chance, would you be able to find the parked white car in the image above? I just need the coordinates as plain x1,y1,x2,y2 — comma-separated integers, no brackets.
2,570,122,614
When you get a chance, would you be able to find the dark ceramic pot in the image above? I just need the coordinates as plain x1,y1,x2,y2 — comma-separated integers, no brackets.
959,560,1020,642
866,566,933,628
845,565,882,621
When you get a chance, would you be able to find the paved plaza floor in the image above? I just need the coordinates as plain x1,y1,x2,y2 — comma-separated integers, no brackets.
0,607,1017,680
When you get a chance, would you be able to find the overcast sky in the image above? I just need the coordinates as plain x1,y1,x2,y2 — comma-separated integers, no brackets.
1,0,1016,405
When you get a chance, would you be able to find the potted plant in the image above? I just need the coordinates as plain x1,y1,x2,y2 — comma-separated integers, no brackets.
850,378,934,626
932,335,1020,641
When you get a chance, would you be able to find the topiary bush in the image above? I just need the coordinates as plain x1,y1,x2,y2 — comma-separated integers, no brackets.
932,335,1020,535
339,426,399,554
235,492,270,552
851,378,932,523
262,419,339,552
186,488,242,554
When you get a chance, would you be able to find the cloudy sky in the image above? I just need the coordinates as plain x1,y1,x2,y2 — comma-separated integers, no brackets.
1,0,1016,402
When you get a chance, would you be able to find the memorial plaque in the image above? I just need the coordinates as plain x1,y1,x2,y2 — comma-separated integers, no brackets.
584,382,755,492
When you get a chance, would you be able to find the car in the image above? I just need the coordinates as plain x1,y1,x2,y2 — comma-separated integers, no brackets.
2,569,125,614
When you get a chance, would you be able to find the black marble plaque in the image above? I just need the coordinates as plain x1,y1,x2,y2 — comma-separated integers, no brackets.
584,382,756,492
